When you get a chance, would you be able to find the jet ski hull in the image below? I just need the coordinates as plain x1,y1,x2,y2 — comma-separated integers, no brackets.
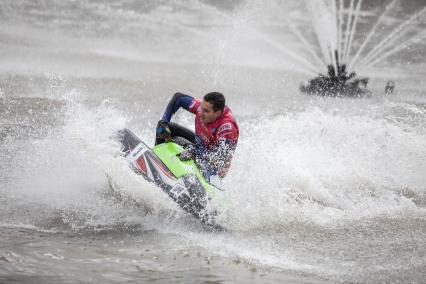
114,128,223,224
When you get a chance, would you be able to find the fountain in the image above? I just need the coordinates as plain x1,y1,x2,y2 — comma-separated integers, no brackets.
298,0,370,97
298,0,426,97
300,50,370,97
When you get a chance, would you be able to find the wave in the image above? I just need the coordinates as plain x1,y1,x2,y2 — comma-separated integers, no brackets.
1,89,425,233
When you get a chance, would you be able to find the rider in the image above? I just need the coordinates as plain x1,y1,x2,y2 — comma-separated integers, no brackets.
385,80,395,95
155,92,239,181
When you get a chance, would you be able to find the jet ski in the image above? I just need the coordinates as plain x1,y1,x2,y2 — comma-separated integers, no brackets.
111,128,225,225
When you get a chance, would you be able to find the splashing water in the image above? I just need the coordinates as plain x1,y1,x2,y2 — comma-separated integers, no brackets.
222,104,425,230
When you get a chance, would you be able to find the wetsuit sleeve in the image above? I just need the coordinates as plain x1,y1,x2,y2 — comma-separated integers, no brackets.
193,121,238,178
161,92,199,122
198,140,236,178
216,122,238,144
213,122,238,177
195,122,238,178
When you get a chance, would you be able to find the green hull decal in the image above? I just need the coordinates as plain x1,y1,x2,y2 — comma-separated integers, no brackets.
152,142,220,199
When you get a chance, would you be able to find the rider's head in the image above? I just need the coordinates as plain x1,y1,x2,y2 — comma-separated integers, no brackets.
201,92,225,124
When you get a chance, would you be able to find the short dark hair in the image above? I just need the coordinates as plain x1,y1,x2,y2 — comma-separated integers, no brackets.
203,92,225,112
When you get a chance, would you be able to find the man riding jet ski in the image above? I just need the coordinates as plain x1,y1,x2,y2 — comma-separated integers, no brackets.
156,92,239,183
113,92,238,224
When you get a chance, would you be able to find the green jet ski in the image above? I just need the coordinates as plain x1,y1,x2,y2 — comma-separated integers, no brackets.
113,128,225,225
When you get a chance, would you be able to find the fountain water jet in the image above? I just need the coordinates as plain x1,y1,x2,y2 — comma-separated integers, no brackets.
337,0,344,58
365,30,426,68
286,19,327,71
357,6,426,68
349,0,398,70
196,0,320,75
343,0,363,61
305,0,339,73
341,0,356,62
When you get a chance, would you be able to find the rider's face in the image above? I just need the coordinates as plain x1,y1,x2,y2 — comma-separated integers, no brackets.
200,100,222,124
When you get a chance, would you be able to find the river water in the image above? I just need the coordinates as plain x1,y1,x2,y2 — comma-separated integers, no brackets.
1,1,425,283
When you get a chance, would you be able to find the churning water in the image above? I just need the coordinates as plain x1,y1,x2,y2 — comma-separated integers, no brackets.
1,1,425,283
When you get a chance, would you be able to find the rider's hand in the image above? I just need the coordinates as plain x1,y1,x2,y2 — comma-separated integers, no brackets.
156,120,172,142
178,145,195,161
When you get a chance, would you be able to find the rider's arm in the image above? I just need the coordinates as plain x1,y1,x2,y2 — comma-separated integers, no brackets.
198,140,236,178
196,122,238,178
161,92,200,122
